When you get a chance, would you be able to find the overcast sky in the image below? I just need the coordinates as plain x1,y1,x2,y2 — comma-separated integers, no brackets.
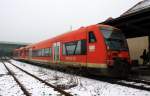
0,0,142,43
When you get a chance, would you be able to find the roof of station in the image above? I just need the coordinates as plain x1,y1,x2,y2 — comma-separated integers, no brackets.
123,0,150,16
101,0,150,38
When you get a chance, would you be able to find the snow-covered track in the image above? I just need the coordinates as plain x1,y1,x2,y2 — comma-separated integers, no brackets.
124,78,150,86
2,61,31,96
15,59,150,92
7,61,73,96
115,78,150,91
94,76,150,91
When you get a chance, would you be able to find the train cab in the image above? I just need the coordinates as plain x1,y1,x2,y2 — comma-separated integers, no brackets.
100,26,129,65
99,25,130,76
86,24,130,76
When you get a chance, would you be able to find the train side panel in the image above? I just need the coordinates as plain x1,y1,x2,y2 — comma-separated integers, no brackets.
86,25,107,69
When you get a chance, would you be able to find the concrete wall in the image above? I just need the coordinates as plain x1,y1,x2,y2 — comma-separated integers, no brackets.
127,36,149,64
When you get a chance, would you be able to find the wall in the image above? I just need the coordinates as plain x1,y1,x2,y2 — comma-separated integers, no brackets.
127,36,149,64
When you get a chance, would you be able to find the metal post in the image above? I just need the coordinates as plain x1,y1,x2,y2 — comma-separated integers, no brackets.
148,35,150,65
148,35,150,52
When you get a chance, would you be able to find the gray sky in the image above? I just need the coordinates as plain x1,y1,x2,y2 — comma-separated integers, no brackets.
0,0,142,43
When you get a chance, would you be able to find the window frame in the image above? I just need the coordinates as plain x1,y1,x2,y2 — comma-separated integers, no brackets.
62,39,87,56
88,31,97,43
33,48,52,57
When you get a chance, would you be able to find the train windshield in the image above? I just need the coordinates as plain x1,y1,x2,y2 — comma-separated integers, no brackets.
100,27,128,51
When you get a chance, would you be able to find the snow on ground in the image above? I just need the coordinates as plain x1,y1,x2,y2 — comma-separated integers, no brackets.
11,60,150,96
5,62,60,96
0,62,8,75
0,62,25,96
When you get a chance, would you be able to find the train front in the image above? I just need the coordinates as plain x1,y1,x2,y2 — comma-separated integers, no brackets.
100,26,131,77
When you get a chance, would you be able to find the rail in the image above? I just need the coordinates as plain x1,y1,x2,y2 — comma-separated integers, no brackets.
2,61,31,96
7,61,73,96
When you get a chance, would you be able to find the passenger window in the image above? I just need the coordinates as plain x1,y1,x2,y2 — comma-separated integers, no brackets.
49,48,52,56
41,49,43,56
89,31,96,43
63,40,87,56
63,44,66,55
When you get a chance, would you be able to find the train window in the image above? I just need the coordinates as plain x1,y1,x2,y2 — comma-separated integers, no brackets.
75,40,87,55
35,48,51,57
100,27,128,51
35,50,38,57
41,49,43,56
35,50,38,56
39,49,42,56
63,44,66,55
81,40,87,55
89,31,96,43
49,48,52,56
44,48,49,56
63,40,87,55
66,41,77,55
32,50,35,57
37,50,42,56
75,41,81,54
42,49,45,56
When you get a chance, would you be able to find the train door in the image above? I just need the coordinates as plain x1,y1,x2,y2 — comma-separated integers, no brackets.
87,31,98,63
29,48,32,60
53,42,60,62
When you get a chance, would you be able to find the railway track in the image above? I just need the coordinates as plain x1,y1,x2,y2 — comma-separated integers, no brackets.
116,78,150,91
13,59,150,92
2,61,31,96
2,61,73,96
124,78,150,86
92,76,150,91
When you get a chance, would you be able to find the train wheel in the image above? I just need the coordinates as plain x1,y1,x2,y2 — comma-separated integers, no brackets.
112,58,130,78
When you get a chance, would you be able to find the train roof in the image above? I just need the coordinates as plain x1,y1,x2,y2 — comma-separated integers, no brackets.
16,24,115,50
27,24,114,49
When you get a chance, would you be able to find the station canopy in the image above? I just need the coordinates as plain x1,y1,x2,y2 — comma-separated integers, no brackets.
101,0,150,38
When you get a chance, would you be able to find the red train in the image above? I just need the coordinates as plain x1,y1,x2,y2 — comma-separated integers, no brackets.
13,24,130,77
